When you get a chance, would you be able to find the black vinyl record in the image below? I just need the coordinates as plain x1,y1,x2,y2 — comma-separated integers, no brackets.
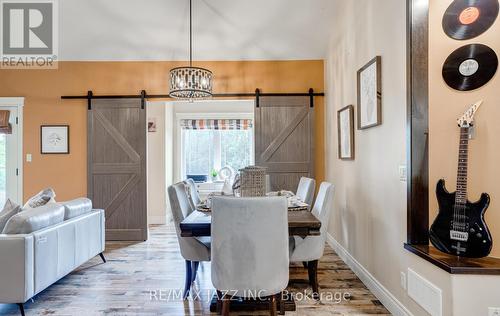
442,44,498,91
443,0,499,40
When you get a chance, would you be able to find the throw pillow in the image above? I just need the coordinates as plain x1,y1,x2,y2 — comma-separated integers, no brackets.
0,199,21,232
23,188,56,209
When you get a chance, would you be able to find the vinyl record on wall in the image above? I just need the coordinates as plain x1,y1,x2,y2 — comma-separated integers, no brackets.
442,43,498,91
442,0,499,40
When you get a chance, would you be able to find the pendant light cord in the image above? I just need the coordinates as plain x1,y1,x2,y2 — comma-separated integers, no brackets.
189,0,192,67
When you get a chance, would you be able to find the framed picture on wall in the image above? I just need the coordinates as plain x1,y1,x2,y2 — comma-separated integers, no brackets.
41,125,69,154
337,105,355,160
148,117,157,132
357,56,382,129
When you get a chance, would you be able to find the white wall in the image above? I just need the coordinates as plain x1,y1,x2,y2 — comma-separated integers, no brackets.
147,102,167,224
324,0,419,313
325,1,500,316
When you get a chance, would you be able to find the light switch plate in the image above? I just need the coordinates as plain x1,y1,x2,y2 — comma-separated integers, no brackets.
26,154,32,162
489,307,500,316
399,165,407,182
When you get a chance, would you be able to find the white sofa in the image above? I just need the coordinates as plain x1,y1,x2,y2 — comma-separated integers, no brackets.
0,200,105,316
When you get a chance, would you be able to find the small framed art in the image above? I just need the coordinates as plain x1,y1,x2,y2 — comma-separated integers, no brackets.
41,125,69,154
337,105,355,160
357,56,382,129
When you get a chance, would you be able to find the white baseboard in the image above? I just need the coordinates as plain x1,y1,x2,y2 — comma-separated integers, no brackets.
326,233,413,316
148,215,166,225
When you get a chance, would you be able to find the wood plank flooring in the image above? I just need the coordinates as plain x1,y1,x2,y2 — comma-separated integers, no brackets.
0,225,390,315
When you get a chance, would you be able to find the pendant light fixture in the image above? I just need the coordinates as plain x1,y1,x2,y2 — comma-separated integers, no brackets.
169,0,213,100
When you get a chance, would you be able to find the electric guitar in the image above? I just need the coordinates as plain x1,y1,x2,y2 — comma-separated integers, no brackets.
429,101,492,258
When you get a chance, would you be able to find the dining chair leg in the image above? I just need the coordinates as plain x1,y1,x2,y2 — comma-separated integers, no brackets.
183,260,192,299
307,260,319,300
269,294,277,316
215,291,223,314
17,303,25,316
221,296,230,316
191,261,200,283
279,295,286,315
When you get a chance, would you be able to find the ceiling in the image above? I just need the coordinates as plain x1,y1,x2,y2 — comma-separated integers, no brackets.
59,0,337,61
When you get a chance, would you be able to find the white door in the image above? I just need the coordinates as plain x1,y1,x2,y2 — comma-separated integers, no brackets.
0,105,22,206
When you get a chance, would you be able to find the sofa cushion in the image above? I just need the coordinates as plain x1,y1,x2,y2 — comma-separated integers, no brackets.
0,199,21,232
2,203,65,234
61,198,93,220
23,188,56,209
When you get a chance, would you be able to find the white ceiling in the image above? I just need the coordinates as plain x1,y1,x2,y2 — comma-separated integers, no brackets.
59,0,337,61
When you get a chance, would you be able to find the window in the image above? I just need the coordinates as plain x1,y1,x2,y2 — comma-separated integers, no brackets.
0,135,6,204
0,102,22,206
181,119,254,179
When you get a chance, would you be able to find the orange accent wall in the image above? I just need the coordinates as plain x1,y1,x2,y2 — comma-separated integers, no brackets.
429,1,500,257
0,60,325,201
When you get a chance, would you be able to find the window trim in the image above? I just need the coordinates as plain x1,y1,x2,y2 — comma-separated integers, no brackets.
0,98,24,205
174,112,254,182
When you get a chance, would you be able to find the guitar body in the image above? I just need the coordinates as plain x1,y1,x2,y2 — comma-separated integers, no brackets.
430,179,492,258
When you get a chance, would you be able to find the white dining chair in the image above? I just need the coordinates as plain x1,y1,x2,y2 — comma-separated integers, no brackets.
296,177,316,208
289,182,334,298
168,182,210,299
211,196,289,316
184,178,201,209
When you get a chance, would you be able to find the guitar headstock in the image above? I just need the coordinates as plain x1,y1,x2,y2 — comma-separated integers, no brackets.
457,100,483,128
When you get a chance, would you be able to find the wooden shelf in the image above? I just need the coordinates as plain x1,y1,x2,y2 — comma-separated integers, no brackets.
404,243,500,275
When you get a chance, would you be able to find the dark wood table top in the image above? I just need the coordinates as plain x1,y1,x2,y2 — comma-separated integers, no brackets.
180,210,321,238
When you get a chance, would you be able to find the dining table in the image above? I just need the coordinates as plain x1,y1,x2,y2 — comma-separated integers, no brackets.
180,209,321,238
179,195,322,313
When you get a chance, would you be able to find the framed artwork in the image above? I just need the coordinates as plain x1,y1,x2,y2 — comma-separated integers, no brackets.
357,56,382,129
337,105,355,160
41,125,69,154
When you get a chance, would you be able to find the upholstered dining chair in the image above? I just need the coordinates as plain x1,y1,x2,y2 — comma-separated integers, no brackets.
184,178,201,209
296,177,316,208
289,182,334,298
211,196,289,316
168,182,210,299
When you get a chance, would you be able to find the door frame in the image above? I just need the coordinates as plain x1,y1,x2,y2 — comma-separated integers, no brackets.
406,0,429,245
0,97,24,204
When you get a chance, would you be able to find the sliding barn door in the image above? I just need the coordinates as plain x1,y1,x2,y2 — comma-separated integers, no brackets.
88,99,147,241
255,96,314,192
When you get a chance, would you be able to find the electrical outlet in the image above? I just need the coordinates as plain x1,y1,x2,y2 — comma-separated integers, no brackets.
489,307,500,316
399,165,407,182
400,271,407,290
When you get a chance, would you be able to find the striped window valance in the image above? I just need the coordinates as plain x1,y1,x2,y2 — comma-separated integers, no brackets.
181,119,253,130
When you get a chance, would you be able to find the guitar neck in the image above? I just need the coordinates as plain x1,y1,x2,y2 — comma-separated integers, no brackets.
455,127,469,206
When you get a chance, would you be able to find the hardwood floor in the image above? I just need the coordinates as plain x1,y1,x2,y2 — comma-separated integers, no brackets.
0,225,390,315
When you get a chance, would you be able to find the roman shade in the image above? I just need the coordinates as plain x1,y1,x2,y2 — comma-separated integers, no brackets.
180,119,253,130
0,110,12,134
